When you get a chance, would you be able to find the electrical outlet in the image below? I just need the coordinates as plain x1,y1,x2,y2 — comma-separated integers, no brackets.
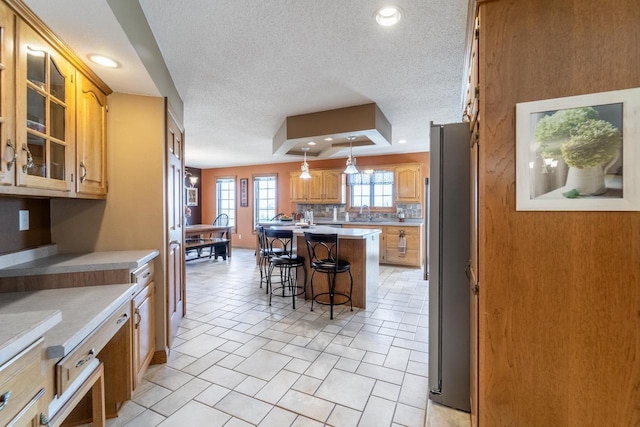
19,210,29,231
238,234,241,240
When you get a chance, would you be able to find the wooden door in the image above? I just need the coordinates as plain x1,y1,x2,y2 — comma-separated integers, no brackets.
165,104,184,348
469,123,479,427
76,73,106,196
0,3,14,186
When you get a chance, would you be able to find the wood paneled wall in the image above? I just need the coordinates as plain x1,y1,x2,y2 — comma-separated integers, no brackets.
478,0,640,425
0,197,51,254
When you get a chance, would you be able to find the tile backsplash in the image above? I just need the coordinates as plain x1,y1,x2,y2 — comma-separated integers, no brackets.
295,203,422,220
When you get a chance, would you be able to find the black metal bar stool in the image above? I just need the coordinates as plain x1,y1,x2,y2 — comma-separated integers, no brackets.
304,232,353,319
264,229,307,309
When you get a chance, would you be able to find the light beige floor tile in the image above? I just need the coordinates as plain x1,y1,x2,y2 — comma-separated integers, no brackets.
291,416,325,427
327,404,362,427
233,336,271,357
217,353,246,369
225,417,254,427
314,369,375,411
132,382,171,408
406,360,428,377
358,396,396,427
292,375,322,394
304,352,339,380
234,376,267,396
425,400,469,427
173,333,227,358
393,402,426,427
255,370,300,404
151,377,211,417
195,383,231,407
285,357,312,374
123,409,165,427
181,349,228,376
350,331,394,354
335,357,360,373
199,365,248,389
363,351,387,365
277,389,335,423
384,346,412,371
157,401,230,427
144,366,194,391
258,407,297,427
105,400,145,426
214,391,273,424
233,348,292,381
278,343,321,362
356,362,405,385
323,343,366,361
398,373,429,408
372,380,401,402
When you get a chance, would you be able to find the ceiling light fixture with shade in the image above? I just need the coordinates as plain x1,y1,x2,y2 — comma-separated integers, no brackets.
344,136,359,175
300,147,312,180
88,54,119,68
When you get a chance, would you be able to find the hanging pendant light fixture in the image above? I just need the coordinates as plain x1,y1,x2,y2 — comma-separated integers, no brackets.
300,147,311,179
344,136,359,174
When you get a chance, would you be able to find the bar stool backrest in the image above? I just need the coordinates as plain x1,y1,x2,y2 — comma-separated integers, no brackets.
264,229,294,256
304,233,340,272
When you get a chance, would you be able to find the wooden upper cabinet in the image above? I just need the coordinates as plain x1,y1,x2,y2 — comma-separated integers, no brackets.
291,169,345,204
290,171,308,202
322,170,344,203
76,72,107,197
395,164,422,203
15,21,75,193
0,2,15,187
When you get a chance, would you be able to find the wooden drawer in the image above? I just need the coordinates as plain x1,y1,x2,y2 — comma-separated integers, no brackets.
56,300,131,396
131,262,154,288
385,247,421,266
385,226,420,247
0,339,45,426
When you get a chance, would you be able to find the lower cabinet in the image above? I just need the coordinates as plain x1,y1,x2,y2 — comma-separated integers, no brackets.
132,282,154,389
384,226,422,267
0,338,46,427
131,262,155,390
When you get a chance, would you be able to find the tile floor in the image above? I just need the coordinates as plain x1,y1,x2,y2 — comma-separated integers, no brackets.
102,248,470,427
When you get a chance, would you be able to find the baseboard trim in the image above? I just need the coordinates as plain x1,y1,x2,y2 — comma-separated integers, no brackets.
151,348,168,365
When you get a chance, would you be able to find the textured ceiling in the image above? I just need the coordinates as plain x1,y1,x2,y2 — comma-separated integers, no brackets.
23,0,469,168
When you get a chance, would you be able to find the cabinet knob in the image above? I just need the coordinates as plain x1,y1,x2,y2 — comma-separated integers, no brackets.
0,390,11,411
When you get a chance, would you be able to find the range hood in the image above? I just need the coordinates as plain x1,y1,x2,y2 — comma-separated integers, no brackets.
272,103,392,159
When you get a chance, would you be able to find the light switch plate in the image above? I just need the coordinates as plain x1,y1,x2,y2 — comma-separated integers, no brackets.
19,210,29,231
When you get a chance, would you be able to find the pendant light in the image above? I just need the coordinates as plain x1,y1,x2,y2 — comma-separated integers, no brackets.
300,147,311,179
344,136,359,174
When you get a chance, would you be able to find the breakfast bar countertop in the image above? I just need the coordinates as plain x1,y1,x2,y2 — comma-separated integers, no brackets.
0,283,140,359
271,225,382,239
0,250,159,278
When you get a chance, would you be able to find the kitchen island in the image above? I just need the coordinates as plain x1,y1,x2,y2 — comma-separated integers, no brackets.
268,225,381,309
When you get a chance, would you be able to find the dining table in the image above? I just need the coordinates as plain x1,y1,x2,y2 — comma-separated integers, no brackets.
185,224,233,258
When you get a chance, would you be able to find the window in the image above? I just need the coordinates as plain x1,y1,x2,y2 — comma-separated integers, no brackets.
254,175,277,222
216,177,236,226
349,170,394,208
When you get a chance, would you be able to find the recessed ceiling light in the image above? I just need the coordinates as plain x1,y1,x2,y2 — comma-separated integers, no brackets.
88,54,119,68
308,141,316,145
324,137,333,141
375,6,402,26
398,139,407,144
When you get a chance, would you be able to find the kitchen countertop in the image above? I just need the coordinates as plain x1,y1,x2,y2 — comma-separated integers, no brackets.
0,283,140,359
271,225,382,239
0,310,61,365
0,250,159,278
259,219,423,227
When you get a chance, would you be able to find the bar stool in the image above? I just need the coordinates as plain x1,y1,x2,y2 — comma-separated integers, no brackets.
257,226,288,291
304,232,353,319
264,229,307,309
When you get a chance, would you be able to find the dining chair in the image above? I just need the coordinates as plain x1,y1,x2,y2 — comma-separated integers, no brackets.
304,232,353,319
264,228,306,309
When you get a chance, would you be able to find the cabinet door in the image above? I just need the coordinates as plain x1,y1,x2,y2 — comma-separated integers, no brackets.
307,170,324,202
384,226,421,266
133,282,155,389
76,73,106,196
0,3,15,187
16,22,75,192
322,170,344,203
290,171,308,202
395,165,421,203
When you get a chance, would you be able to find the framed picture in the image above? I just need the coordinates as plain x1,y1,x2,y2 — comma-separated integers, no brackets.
186,187,198,206
240,178,248,207
516,87,640,211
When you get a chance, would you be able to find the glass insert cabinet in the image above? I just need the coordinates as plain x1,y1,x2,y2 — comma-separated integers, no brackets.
16,20,74,191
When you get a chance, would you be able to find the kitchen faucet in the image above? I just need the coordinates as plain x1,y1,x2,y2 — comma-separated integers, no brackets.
359,205,371,221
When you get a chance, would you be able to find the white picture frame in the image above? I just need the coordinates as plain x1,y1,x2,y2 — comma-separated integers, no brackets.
186,187,198,206
516,87,640,211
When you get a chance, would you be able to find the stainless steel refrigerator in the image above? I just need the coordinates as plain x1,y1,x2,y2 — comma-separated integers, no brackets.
427,122,471,412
